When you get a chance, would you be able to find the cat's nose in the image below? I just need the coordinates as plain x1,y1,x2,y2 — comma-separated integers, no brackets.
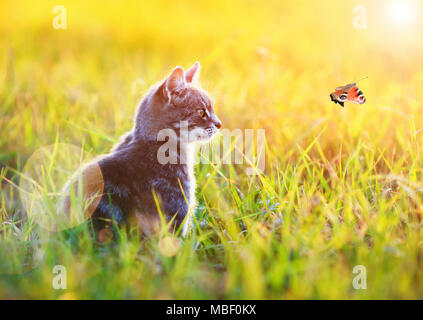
211,114,222,129
214,119,222,129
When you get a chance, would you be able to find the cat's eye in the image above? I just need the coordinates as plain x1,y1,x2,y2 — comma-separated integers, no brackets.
198,109,206,117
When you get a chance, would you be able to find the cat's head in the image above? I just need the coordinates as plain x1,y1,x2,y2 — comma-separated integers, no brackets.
135,62,221,143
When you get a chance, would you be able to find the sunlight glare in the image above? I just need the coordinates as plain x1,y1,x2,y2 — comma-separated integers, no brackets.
387,0,416,26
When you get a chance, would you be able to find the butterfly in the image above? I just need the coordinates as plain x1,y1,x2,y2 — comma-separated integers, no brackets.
330,82,366,107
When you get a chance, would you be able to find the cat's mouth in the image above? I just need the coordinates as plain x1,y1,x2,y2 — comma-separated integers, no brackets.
189,126,220,143
206,126,220,137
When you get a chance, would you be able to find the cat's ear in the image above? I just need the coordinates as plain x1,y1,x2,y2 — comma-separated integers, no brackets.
166,66,185,93
160,66,186,102
185,61,200,83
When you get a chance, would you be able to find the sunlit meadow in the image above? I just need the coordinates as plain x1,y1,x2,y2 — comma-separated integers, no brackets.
1,0,423,299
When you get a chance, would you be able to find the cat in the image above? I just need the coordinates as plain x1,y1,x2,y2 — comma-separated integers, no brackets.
63,62,221,240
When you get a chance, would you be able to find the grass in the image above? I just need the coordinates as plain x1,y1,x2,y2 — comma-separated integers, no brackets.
1,0,423,299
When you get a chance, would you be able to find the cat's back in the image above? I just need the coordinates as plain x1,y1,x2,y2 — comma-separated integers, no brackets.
98,137,156,186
